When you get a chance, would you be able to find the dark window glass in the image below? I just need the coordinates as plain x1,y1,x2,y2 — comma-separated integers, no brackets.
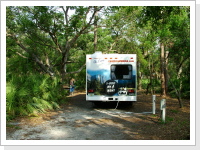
111,65,132,80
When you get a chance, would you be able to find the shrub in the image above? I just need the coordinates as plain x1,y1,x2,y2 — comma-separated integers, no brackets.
6,74,61,120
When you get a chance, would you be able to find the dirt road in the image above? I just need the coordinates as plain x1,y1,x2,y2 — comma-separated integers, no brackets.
6,91,190,140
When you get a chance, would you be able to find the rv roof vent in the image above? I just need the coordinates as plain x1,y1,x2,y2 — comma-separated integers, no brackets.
92,51,102,58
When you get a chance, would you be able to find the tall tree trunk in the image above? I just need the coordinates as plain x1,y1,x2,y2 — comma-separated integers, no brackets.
160,42,166,97
137,62,142,90
164,50,169,95
146,57,153,95
94,6,98,52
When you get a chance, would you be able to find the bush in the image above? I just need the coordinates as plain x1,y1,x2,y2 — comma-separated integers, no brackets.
141,79,149,89
6,74,62,120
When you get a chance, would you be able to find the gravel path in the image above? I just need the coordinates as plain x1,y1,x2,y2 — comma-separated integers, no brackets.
6,92,153,140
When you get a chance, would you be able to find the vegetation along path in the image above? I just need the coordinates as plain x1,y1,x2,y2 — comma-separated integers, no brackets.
6,91,190,140
6,6,190,140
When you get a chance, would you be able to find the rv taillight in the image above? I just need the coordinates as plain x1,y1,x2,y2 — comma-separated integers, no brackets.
128,89,134,93
88,89,94,93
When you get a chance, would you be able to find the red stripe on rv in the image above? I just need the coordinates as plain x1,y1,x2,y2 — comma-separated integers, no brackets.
108,60,128,62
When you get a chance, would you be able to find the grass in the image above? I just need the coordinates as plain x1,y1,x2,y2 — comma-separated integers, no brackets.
170,109,179,114
158,116,174,124
6,124,21,130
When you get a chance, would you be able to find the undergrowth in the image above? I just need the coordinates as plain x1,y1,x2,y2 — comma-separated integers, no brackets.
6,74,66,121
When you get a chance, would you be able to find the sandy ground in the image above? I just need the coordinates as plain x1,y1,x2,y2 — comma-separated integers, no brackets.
6,91,190,140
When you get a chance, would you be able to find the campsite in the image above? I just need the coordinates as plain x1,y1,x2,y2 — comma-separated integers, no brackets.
5,6,191,141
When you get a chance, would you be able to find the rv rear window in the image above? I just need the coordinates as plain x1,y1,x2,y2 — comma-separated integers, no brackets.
111,65,132,80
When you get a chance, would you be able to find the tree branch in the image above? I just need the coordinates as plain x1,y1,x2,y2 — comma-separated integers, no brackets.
26,34,61,53
8,34,55,76
61,6,69,25
64,6,104,52
48,31,62,53
16,52,28,59
66,63,86,75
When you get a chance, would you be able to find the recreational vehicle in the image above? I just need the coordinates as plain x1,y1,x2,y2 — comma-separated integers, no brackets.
86,51,137,105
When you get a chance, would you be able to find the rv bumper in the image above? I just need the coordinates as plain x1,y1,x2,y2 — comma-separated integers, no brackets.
86,95,136,102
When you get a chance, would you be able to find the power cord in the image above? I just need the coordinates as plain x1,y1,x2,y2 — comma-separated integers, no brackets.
114,100,120,109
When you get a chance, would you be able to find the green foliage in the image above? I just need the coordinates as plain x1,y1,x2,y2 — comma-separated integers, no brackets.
73,69,86,90
170,109,179,114
158,116,174,124
6,6,190,119
6,74,62,120
141,79,149,89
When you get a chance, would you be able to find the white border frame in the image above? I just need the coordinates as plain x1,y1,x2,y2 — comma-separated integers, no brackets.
1,0,196,146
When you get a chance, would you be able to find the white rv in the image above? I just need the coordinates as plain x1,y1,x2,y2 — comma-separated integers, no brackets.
86,51,137,105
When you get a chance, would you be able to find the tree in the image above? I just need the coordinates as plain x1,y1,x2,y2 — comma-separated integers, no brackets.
139,6,190,106
167,7,190,107
6,6,104,83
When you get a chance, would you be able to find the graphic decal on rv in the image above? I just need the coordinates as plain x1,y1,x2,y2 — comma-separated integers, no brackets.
87,66,136,96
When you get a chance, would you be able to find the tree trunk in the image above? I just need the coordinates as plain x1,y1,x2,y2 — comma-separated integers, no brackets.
168,75,183,108
160,42,166,97
94,6,98,52
164,50,169,95
137,62,142,90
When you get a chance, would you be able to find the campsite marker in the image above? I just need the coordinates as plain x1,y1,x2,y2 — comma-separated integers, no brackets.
152,95,156,114
160,99,166,123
